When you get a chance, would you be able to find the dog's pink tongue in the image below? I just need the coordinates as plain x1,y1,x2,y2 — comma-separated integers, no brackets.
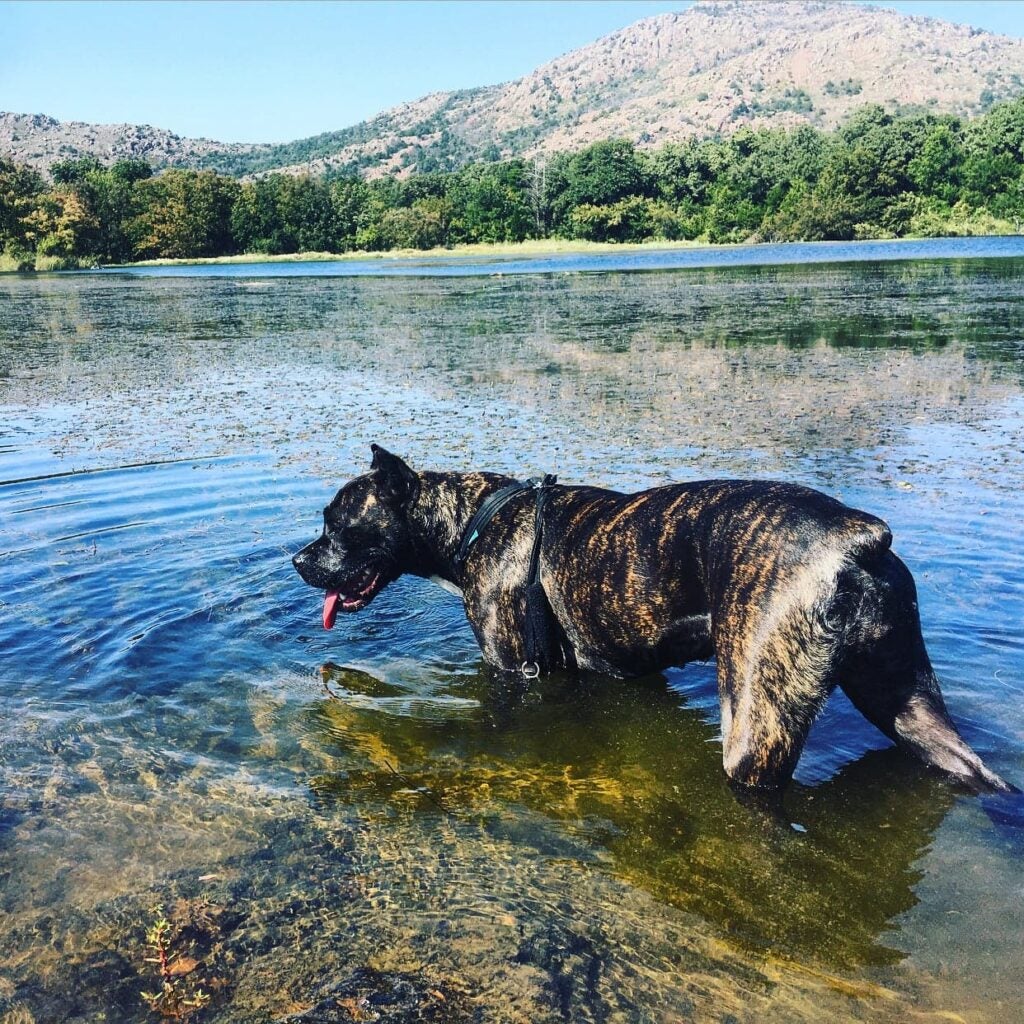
323,591,341,630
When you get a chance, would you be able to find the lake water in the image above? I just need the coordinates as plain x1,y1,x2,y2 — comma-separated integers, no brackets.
2,240,1023,1022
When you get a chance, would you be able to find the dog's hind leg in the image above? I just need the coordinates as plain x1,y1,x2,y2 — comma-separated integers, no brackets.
715,600,842,791
837,552,1017,794
717,654,839,790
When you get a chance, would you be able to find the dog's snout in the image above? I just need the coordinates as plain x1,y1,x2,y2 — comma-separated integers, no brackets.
293,534,344,590
292,541,319,583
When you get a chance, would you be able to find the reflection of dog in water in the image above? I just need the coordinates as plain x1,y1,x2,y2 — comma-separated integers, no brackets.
293,445,1016,794
309,662,966,966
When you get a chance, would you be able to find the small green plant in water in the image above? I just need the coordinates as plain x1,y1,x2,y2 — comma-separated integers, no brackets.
140,905,211,1020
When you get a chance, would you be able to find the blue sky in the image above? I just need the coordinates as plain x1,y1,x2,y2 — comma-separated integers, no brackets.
3,1,1023,144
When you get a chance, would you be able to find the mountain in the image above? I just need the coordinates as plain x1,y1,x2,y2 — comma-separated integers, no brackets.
4,0,1024,179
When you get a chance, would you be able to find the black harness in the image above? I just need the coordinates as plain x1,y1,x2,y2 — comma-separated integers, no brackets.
452,474,573,676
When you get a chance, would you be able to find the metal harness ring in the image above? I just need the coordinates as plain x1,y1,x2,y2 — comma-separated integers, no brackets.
521,661,540,680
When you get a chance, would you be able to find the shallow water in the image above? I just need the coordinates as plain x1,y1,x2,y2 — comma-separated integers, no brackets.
2,246,1023,1022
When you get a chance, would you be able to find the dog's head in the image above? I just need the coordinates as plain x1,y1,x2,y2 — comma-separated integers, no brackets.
292,445,421,629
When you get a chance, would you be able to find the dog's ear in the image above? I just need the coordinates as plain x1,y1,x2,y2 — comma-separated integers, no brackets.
370,444,420,507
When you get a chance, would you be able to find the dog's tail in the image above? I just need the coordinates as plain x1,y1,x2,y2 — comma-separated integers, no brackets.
891,687,1019,795
837,549,1018,796
843,511,893,563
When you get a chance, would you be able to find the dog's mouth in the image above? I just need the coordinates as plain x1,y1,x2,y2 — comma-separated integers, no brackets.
322,566,386,628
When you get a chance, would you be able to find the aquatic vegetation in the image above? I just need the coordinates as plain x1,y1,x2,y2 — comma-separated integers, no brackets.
140,904,214,1020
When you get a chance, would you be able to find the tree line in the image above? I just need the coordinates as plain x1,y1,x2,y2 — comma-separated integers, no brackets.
2,99,1023,270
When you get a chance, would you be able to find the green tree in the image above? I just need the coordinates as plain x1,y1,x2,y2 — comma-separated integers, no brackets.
275,175,338,252
329,177,371,250
908,124,964,202
703,182,764,243
375,196,453,249
353,178,404,250
50,155,106,186
549,140,653,232
650,138,730,208
962,97,1024,218
230,179,283,253
0,158,45,265
448,161,533,243
97,159,153,262
31,156,152,263
568,196,673,243
130,170,238,259
24,185,98,260
761,178,865,241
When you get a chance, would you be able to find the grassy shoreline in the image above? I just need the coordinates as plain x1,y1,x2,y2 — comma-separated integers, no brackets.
111,237,709,269
97,228,1024,270
4,228,1020,275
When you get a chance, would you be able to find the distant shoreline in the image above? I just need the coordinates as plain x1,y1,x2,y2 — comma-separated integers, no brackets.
4,232,1021,276
104,232,1019,270
110,238,707,269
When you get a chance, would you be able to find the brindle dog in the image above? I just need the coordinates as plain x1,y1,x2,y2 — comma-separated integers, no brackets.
293,445,1016,794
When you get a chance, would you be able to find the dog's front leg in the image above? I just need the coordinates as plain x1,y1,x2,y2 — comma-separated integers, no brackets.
463,585,530,673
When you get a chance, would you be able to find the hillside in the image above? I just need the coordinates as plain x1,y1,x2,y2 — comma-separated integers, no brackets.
4,0,1024,178
0,112,258,174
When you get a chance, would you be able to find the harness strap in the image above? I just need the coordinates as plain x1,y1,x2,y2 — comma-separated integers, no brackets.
523,474,566,675
526,474,556,589
453,473,574,676
453,478,536,572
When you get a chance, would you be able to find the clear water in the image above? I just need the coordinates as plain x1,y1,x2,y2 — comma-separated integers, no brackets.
2,243,1023,1022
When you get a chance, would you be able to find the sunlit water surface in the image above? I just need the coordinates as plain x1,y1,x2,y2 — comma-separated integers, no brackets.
1,243,1023,1022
